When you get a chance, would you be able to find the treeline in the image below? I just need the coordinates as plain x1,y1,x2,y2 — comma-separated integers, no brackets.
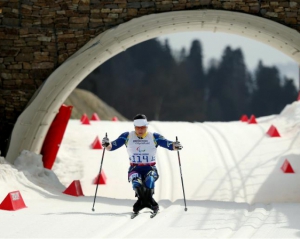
78,39,298,122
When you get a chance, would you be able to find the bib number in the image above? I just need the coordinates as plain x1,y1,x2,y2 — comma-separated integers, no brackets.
130,155,155,163
130,155,147,163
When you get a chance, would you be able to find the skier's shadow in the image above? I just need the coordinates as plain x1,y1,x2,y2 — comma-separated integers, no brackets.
44,210,154,217
43,211,132,217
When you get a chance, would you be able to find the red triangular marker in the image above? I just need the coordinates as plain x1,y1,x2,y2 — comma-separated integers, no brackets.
80,113,88,122
112,116,118,121
240,115,248,122
248,115,257,124
81,116,90,125
267,125,281,137
63,180,84,196
0,191,27,211
281,159,294,173
91,136,103,149
93,171,107,185
297,91,300,101
91,113,100,121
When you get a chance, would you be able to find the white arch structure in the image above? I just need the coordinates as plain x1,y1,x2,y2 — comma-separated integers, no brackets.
6,10,300,164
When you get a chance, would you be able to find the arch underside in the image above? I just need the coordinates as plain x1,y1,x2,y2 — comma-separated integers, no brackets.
6,10,300,163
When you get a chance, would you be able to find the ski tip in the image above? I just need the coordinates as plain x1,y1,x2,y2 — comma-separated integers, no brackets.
150,210,159,218
150,213,158,218
131,212,139,219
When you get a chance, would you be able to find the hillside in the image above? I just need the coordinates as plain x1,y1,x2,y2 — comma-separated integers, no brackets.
64,88,128,121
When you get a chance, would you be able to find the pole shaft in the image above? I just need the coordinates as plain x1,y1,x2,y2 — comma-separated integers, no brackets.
176,136,187,211
92,133,107,211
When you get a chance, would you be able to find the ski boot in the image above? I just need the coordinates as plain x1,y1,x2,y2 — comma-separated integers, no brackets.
144,188,159,213
151,198,159,213
133,197,144,213
132,186,150,213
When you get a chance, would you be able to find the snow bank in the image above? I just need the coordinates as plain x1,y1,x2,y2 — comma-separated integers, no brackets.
280,101,300,121
14,150,45,177
0,150,65,199
14,150,65,192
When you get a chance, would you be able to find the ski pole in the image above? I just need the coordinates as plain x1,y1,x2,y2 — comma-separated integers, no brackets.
176,136,187,211
92,132,107,211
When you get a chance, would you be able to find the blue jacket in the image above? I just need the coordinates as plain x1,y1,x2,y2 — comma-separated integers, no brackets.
110,132,174,151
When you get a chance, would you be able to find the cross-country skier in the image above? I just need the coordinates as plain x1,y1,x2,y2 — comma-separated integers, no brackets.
101,114,183,215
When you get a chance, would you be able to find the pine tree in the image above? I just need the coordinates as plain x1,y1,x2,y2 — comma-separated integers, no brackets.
206,47,251,121
185,40,205,89
279,77,298,109
174,40,206,121
251,61,283,116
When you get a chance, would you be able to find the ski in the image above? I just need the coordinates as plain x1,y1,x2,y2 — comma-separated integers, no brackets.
131,211,158,219
131,212,139,219
150,211,158,218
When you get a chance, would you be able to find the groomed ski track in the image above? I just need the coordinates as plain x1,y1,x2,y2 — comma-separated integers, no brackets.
1,103,300,238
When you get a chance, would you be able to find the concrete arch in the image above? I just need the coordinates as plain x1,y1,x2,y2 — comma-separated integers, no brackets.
6,10,300,164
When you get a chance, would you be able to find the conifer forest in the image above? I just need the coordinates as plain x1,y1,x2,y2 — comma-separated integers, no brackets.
79,39,298,122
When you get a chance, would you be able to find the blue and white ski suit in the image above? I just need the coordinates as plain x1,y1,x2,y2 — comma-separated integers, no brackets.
109,131,174,190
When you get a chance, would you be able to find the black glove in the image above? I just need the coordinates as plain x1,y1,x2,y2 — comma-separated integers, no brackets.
102,137,110,147
173,141,183,150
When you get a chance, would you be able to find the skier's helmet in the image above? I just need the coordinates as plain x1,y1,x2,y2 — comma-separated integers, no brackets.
133,114,148,127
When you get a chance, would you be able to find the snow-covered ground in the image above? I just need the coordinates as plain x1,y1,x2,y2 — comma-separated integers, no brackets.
1,102,300,238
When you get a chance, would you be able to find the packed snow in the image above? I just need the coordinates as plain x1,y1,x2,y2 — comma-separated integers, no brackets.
1,101,300,238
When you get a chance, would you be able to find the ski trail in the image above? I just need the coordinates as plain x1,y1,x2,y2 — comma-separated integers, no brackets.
209,205,272,238
204,123,248,201
197,123,236,201
100,211,152,238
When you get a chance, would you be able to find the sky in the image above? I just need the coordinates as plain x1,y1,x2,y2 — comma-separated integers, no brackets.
1,101,300,237
157,32,299,88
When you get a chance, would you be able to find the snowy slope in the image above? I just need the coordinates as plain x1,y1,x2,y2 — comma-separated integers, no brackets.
1,101,300,238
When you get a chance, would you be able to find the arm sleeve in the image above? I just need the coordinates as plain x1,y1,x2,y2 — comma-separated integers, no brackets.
153,133,174,150
110,132,129,151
